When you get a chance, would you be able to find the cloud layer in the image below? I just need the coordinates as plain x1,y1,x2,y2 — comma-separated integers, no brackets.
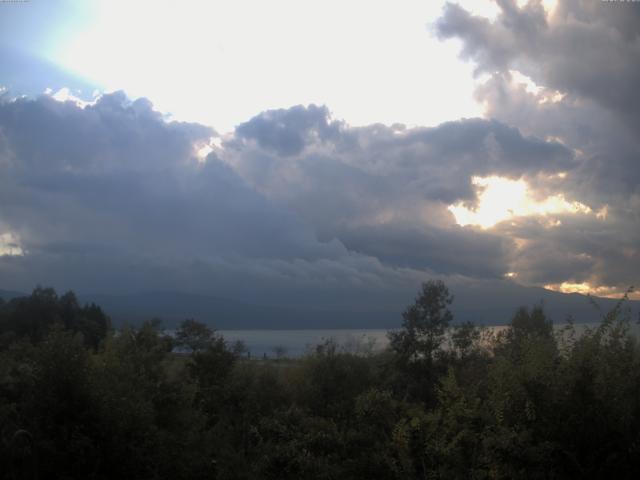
435,0,640,294
0,0,638,309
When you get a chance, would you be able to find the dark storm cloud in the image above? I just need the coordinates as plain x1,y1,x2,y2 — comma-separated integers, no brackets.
227,105,573,207
4,0,640,311
496,209,640,289
0,90,575,306
435,0,640,292
0,94,347,277
234,104,342,156
0,92,209,173
475,72,640,204
436,0,640,126
0,92,447,313
223,104,578,279
338,223,513,279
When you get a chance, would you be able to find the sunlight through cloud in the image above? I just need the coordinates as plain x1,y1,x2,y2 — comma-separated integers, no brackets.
0,232,25,256
448,175,592,229
544,282,638,300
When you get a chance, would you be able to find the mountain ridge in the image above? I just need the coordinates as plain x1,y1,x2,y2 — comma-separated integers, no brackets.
2,284,637,329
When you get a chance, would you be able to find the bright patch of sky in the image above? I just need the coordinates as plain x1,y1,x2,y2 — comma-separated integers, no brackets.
4,0,559,133
0,233,24,257
544,282,638,301
44,0,503,133
448,176,593,229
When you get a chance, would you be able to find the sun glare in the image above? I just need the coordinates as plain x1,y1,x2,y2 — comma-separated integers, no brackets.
50,0,484,134
544,282,639,300
193,138,218,162
0,232,24,256
448,176,592,229
515,0,558,15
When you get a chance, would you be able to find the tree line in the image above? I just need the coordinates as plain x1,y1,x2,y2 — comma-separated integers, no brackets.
1,281,639,479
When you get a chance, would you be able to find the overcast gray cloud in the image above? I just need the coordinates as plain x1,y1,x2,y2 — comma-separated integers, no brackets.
0,93,364,297
226,106,573,224
0,0,638,311
0,83,634,305
223,105,577,280
435,0,640,294
436,0,640,196
436,0,640,126
0,90,574,307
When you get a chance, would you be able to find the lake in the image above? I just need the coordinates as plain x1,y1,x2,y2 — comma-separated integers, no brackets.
218,329,391,358
218,322,636,358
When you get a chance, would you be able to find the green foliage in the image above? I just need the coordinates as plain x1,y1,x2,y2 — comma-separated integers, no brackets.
2,283,640,479
294,340,375,419
389,280,453,363
0,287,110,349
451,320,482,358
387,280,454,404
188,334,237,420
175,318,215,353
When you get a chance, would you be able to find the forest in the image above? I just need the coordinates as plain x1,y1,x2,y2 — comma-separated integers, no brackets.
1,281,639,479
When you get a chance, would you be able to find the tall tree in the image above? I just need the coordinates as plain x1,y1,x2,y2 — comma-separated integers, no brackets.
388,280,453,363
175,318,214,353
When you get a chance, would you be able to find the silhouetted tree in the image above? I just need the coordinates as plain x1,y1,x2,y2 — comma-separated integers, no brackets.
175,318,214,353
388,280,453,363
2,283,640,479
387,280,453,403
0,287,109,349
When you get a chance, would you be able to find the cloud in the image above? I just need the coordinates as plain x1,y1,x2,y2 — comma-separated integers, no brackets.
0,93,360,295
2,0,639,313
3,92,508,315
233,104,342,157
435,0,640,295
337,222,513,279
436,0,640,125
223,104,574,278
231,108,574,200
0,88,573,309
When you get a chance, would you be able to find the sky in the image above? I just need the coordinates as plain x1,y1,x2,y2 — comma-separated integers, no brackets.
0,0,639,312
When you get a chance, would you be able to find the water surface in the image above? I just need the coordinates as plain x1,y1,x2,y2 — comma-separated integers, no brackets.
218,322,637,358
